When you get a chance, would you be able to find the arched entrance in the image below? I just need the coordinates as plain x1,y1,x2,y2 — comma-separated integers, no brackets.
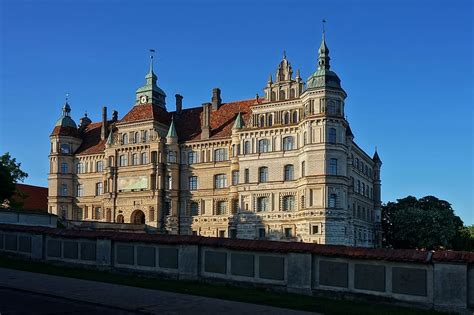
116,214,124,223
131,210,145,224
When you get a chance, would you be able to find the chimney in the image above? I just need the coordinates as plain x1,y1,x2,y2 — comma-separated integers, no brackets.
201,102,211,140
175,94,183,114
211,88,222,111
101,106,108,140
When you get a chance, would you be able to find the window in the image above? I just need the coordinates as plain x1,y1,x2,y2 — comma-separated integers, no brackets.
362,182,365,196
312,225,319,234
282,195,295,211
258,167,268,183
214,148,227,162
283,112,290,124
188,151,197,164
60,143,71,154
96,161,103,172
327,101,336,115
355,158,359,169
141,152,148,164
132,153,139,165
328,128,337,143
292,111,298,123
259,115,265,127
216,201,226,215
189,176,198,190
232,170,239,185
61,163,68,173
230,229,237,239
218,230,226,238
357,180,361,193
257,197,269,212
60,205,67,219
284,164,294,181
167,151,177,163
284,228,293,238
76,184,84,197
258,139,269,153
119,155,127,167
329,158,338,175
134,132,139,144
60,184,68,196
122,133,128,145
301,161,306,177
303,132,307,145
167,176,172,190
329,193,337,208
76,163,85,174
142,130,149,142
282,136,294,150
244,141,251,154
244,168,249,183
267,115,273,126
214,174,227,189
189,201,199,216
96,182,103,196
258,228,266,239
95,207,102,220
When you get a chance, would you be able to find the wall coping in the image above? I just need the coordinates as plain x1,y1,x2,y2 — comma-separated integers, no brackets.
1,223,471,264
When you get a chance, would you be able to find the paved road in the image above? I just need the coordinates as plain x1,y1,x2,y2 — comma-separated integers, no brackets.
0,268,318,314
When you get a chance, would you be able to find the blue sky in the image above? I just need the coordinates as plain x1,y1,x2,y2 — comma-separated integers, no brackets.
0,0,472,224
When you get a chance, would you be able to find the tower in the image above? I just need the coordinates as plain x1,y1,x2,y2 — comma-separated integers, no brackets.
263,52,304,102
48,99,82,219
135,50,167,108
164,118,180,234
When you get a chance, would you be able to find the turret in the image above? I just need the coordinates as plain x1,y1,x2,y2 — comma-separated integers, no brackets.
135,50,167,108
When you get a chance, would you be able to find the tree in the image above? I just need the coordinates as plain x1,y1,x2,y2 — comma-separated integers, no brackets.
382,195,467,250
0,152,28,206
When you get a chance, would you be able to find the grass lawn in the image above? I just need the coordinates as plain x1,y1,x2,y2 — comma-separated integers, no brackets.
0,256,451,315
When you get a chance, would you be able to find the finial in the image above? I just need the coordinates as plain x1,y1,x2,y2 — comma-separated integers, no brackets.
268,74,273,83
149,49,155,72
84,111,88,117
375,145,378,152
256,93,259,101
322,19,326,38
65,92,69,102
283,50,286,59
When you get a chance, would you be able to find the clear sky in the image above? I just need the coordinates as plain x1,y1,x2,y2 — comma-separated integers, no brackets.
0,0,472,224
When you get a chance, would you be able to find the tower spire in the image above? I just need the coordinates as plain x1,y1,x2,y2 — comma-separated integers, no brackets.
149,49,155,74
318,19,330,71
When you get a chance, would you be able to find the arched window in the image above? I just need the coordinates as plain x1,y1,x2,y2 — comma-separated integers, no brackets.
259,115,265,127
328,128,337,143
283,112,290,124
292,111,298,123
189,201,199,216
96,182,103,195
257,197,269,212
141,152,148,164
216,201,226,215
119,154,127,166
258,139,269,153
303,131,307,145
132,153,139,165
188,151,197,164
290,89,296,99
279,90,286,100
244,141,251,154
284,165,294,181
267,114,273,126
258,167,268,183
134,132,140,144
96,161,103,172
122,133,128,145
282,195,295,211
116,214,124,223
282,136,294,151
271,91,276,101
301,161,306,177
143,130,149,142
329,194,337,208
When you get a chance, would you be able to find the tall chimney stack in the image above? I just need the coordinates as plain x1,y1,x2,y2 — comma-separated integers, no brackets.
201,102,211,139
101,106,108,140
211,88,221,111
175,94,183,114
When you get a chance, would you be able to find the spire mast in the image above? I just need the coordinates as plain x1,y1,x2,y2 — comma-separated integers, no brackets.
149,49,155,73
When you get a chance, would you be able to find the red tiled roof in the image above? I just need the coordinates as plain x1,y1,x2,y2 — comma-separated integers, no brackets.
50,126,78,137
432,250,474,263
14,184,48,211
75,122,106,155
118,103,171,125
174,99,257,142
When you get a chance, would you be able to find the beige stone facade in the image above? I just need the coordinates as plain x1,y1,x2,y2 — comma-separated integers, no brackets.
48,36,382,247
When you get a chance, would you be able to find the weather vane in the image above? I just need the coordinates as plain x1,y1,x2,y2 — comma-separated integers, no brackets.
66,92,69,102
322,19,326,35
150,49,155,60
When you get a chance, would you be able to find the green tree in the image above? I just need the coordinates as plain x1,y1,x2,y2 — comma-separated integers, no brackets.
382,195,466,250
0,152,28,206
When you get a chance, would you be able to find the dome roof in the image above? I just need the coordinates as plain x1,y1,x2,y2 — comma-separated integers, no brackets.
51,101,79,137
306,69,341,89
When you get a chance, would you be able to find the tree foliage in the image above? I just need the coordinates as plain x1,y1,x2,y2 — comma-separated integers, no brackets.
382,195,471,250
0,152,28,205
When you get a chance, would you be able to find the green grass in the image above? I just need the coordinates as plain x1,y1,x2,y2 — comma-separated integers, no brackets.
0,256,451,315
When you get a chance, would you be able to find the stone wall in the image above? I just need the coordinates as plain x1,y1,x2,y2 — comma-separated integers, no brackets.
0,223,471,314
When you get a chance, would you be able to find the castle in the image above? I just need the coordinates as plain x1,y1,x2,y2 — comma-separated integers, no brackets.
48,33,382,247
